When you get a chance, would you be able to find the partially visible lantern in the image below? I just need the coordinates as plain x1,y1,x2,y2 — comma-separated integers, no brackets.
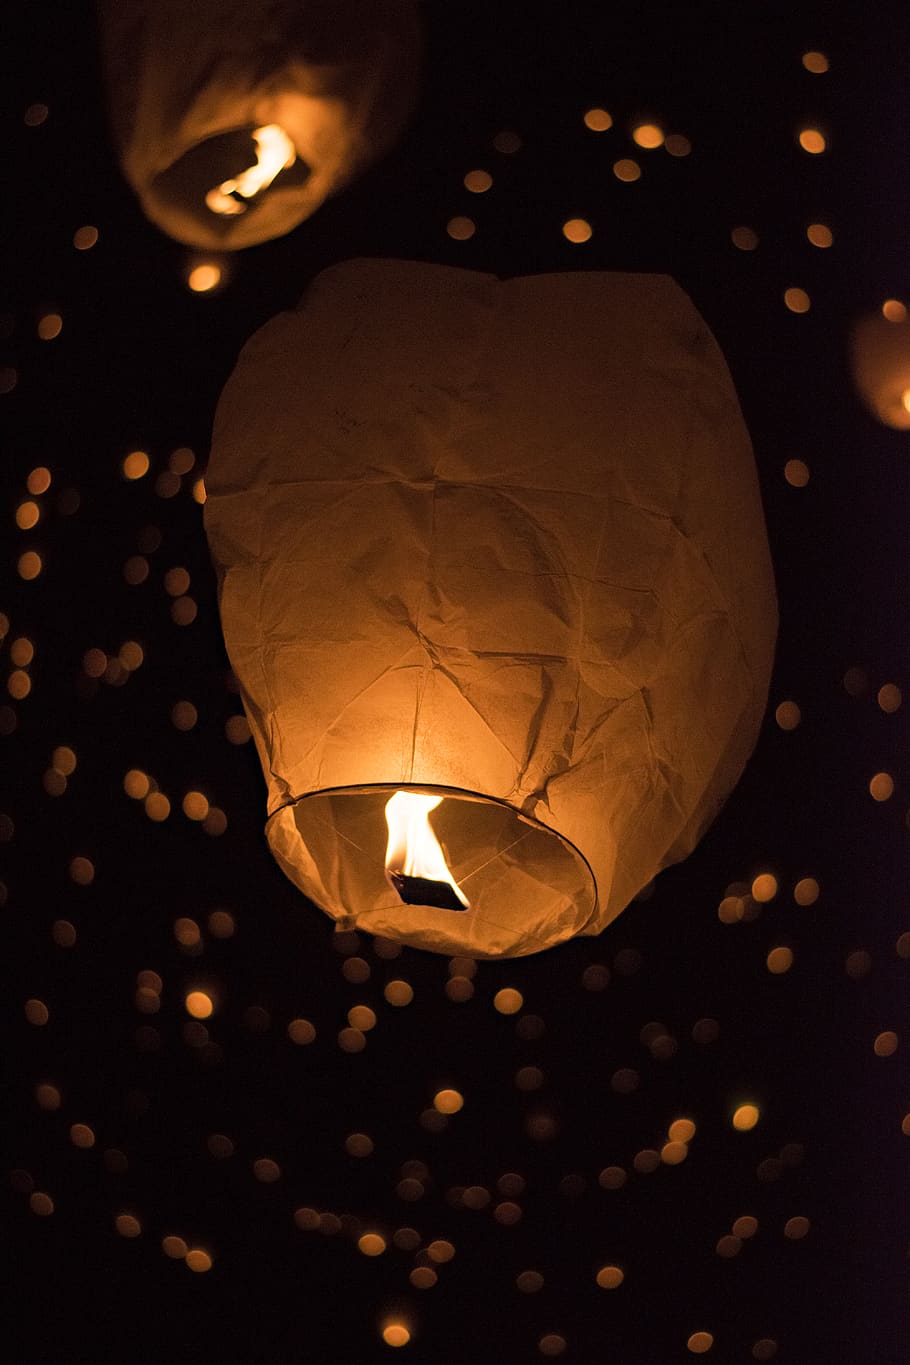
98,0,421,249
850,307,910,429
206,260,777,957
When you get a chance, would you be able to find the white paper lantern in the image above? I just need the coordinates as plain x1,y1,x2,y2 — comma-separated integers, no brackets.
206,259,777,957
98,0,421,249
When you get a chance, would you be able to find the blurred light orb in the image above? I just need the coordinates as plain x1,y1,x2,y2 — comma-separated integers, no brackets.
562,218,592,243
583,108,612,131
433,1087,464,1113
632,123,664,148
784,287,811,313
798,128,826,154
185,990,213,1019
382,1323,411,1347
186,261,223,293
732,1103,760,1131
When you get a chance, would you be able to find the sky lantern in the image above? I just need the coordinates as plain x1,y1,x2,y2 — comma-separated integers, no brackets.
98,0,421,249
850,306,910,429
205,259,776,957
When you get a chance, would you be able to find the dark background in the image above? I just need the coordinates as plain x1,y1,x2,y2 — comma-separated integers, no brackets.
3,2,908,1361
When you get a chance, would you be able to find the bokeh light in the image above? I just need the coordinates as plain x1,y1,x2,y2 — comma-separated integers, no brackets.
613,158,641,182
185,990,213,1019
632,123,664,148
732,1104,760,1131
562,218,592,243
798,128,826,154
381,1323,410,1347
433,1088,463,1113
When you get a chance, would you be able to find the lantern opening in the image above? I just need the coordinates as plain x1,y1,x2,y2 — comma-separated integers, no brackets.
150,126,310,242
267,786,598,958
384,792,470,911
204,124,298,217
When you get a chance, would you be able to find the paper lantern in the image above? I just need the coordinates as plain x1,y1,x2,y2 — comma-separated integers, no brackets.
206,260,777,957
98,0,421,249
850,307,910,429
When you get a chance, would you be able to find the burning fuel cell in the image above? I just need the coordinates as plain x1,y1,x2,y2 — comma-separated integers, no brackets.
385,793,469,912
205,260,776,958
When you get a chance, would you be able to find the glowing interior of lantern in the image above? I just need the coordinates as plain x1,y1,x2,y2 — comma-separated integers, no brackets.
384,792,470,908
901,388,910,413
205,125,297,216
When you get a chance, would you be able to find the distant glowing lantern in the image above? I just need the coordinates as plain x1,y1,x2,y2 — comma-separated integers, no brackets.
206,260,776,957
850,309,910,429
98,0,421,249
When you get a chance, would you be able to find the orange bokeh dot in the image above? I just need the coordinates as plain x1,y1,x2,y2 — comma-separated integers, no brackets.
27,466,52,495
382,1324,410,1347
187,263,222,293
73,225,99,250
447,216,475,241
687,1332,714,1354
185,990,213,1019
731,226,759,251
877,683,902,713
784,459,810,487
464,169,493,193
434,1087,464,1114
732,1104,760,1131
18,551,43,580
766,946,794,975
613,158,641,182
873,1030,898,1057
751,873,778,903
583,108,612,131
384,979,414,1006
798,128,826,154
122,450,150,480
793,877,819,905
784,287,811,313
185,1249,213,1272
632,123,664,148
668,1118,696,1143
660,1140,689,1165
38,313,63,340
493,988,523,1014
562,218,592,244
869,772,894,802
806,223,833,248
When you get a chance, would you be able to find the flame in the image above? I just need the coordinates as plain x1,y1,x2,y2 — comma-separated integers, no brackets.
384,792,470,908
205,125,296,216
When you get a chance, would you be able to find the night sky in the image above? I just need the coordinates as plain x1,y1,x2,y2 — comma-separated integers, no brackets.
4,2,908,1362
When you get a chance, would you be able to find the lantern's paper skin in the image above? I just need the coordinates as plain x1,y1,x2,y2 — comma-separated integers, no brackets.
850,311,910,430
98,0,420,249
206,260,777,957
